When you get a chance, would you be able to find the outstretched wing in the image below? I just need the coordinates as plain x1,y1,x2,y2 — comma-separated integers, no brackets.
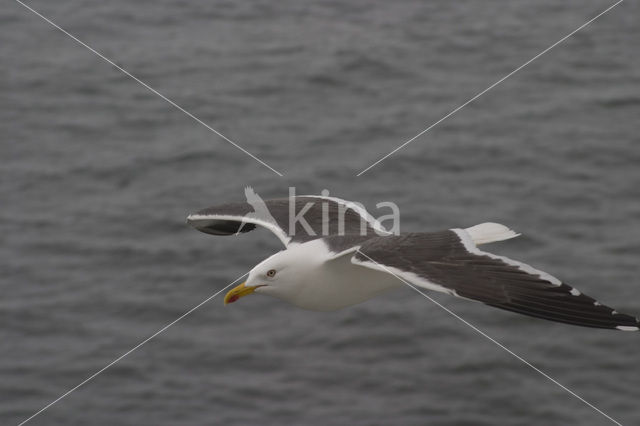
352,228,640,331
187,194,387,247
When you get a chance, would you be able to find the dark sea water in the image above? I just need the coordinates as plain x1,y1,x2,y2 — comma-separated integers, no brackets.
2,0,639,425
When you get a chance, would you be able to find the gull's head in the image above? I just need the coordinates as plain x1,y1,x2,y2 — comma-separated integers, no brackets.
224,244,323,306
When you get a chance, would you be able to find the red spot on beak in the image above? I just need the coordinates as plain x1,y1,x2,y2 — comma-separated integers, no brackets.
227,294,240,304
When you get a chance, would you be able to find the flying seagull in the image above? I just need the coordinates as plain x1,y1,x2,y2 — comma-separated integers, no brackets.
187,195,639,331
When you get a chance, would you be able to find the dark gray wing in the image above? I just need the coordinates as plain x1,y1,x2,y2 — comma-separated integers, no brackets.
187,194,386,247
353,230,640,331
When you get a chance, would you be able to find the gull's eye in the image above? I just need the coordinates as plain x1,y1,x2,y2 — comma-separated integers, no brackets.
266,269,276,278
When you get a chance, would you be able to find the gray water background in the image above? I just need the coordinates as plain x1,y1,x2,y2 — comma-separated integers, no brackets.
2,0,639,424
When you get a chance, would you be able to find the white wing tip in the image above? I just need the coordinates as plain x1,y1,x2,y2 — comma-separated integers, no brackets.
616,325,639,331
464,222,520,245
186,213,211,221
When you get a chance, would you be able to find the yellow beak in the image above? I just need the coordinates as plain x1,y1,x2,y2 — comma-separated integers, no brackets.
224,282,258,305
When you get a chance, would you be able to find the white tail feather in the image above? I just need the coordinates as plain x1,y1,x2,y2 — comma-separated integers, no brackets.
464,222,520,245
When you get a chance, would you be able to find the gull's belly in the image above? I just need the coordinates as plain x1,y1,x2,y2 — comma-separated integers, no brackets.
288,262,402,311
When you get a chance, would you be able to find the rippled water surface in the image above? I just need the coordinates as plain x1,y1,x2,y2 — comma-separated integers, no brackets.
2,1,640,425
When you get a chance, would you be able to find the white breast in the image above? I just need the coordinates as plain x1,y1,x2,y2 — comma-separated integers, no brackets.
283,240,402,311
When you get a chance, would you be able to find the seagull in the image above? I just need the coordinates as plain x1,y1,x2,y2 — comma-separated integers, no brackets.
187,195,640,331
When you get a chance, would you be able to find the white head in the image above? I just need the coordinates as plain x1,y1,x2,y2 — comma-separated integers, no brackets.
223,242,326,306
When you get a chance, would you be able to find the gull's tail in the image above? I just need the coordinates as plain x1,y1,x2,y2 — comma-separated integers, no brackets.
465,222,520,245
